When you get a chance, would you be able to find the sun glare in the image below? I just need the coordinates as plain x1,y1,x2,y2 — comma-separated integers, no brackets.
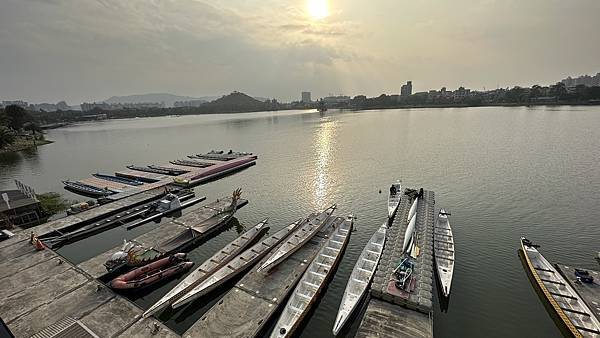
307,0,329,20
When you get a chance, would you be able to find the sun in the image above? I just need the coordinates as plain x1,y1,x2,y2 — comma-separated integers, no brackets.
307,0,329,20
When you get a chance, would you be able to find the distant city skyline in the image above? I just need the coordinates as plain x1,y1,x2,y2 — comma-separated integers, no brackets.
1,0,599,104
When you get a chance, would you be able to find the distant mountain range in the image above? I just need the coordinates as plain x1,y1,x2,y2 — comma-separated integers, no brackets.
103,93,268,107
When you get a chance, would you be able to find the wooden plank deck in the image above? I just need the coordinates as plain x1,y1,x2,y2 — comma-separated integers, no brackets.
183,216,343,338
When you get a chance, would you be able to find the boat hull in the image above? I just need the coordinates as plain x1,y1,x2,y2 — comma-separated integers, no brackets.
143,219,269,317
333,223,386,335
520,237,600,337
171,220,302,309
257,205,336,272
434,209,454,298
271,217,353,338
109,254,193,290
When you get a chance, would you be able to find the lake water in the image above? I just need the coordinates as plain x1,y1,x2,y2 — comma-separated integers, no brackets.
1,106,599,337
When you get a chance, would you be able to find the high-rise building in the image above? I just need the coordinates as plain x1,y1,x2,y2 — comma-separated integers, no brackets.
400,81,413,96
301,91,312,103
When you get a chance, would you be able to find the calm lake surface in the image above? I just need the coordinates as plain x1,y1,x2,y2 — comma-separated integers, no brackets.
1,106,599,337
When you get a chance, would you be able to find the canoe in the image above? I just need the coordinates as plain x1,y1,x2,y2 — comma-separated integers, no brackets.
92,173,143,186
43,191,201,249
169,159,214,168
109,253,194,290
126,165,182,176
257,205,336,272
387,180,402,219
171,219,303,309
257,205,337,272
402,214,417,253
333,222,387,335
148,165,189,175
520,237,600,337
434,209,454,297
407,198,418,222
143,218,269,318
62,180,114,197
271,216,353,338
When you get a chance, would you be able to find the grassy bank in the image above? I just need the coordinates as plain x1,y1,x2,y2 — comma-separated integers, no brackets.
0,135,53,154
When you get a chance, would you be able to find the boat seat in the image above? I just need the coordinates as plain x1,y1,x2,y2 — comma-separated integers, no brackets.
366,250,380,255
310,271,326,278
296,292,311,300
303,281,319,288
352,278,367,284
540,278,565,286
322,254,336,259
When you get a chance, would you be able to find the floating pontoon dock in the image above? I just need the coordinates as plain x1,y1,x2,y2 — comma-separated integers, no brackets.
356,189,435,338
182,216,344,338
67,152,258,200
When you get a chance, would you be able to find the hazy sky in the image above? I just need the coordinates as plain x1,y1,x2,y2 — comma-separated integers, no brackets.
1,0,599,104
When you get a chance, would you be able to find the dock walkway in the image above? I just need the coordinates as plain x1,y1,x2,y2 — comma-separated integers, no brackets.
0,194,248,337
357,189,435,338
183,216,344,338
0,237,175,338
78,197,248,279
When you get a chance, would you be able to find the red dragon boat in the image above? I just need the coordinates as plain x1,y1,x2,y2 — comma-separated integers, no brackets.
109,253,193,290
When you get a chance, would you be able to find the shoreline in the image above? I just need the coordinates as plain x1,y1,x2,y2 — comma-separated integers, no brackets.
32,102,600,129
0,136,53,154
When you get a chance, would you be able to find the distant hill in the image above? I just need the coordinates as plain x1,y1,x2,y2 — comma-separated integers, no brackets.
209,92,264,106
104,93,206,107
103,93,269,107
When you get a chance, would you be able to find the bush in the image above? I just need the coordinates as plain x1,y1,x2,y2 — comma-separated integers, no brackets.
0,126,15,148
36,192,73,216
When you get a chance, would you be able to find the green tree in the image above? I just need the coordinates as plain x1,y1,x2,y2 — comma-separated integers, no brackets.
36,192,72,216
0,126,15,148
5,105,31,130
530,85,542,99
550,82,567,99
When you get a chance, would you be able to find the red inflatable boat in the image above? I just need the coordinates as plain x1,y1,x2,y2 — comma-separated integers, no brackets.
109,253,194,290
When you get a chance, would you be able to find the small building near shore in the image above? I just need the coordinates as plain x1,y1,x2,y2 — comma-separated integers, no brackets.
0,181,45,228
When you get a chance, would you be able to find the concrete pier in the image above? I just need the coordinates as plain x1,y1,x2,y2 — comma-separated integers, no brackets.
0,242,146,337
357,189,435,338
183,216,344,338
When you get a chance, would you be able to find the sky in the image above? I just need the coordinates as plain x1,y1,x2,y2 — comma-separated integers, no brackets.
0,0,599,104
